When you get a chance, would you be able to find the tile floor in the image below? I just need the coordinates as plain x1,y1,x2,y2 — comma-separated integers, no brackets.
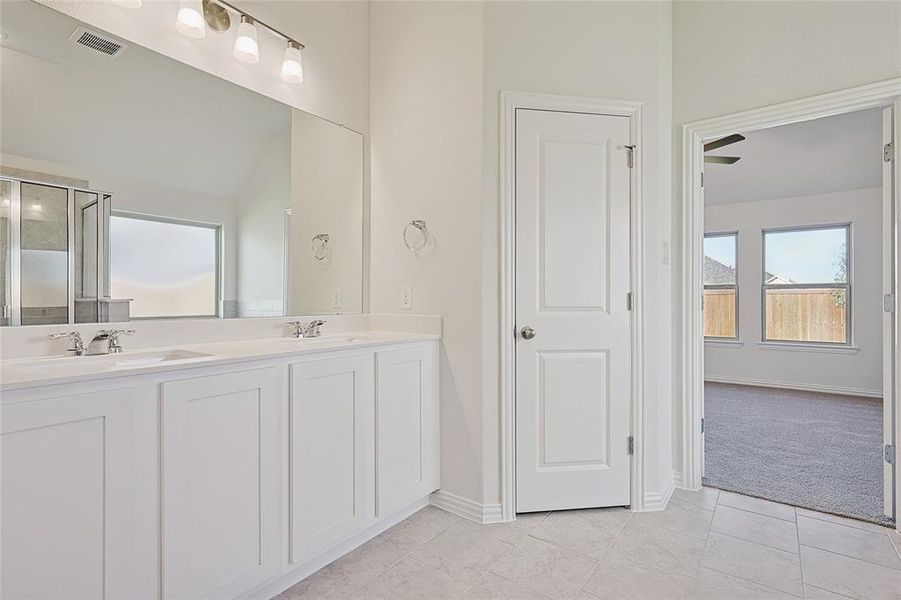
278,488,901,600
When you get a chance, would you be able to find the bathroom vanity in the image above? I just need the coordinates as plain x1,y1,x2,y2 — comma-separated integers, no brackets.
1,331,439,599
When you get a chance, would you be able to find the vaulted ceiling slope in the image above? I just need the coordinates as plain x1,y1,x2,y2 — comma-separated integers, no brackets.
0,0,290,198
704,108,883,206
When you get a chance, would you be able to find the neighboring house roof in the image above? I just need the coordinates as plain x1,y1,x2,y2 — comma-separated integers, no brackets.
704,256,736,285
703,255,792,284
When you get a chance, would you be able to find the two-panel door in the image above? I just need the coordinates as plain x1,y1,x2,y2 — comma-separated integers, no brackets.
161,367,283,599
289,353,375,563
515,108,633,513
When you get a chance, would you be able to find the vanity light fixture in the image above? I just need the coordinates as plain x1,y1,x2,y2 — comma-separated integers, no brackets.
175,0,206,39
281,41,304,83
233,15,259,64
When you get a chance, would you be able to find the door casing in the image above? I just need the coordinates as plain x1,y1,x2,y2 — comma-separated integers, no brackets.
498,91,645,522
679,77,901,532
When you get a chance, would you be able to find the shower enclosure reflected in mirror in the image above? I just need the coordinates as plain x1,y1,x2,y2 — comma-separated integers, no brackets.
0,0,364,326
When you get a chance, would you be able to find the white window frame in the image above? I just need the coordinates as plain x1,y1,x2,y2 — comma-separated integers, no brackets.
703,231,739,340
110,211,223,320
761,223,851,346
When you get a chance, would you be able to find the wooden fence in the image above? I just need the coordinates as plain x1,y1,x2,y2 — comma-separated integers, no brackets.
704,288,847,342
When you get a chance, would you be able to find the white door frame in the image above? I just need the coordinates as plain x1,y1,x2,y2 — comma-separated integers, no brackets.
499,91,645,521
679,78,901,529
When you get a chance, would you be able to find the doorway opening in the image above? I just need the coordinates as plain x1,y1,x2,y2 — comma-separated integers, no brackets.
681,80,901,532
702,108,892,525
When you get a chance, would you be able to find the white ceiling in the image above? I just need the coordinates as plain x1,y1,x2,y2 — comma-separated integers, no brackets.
704,108,883,205
0,0,291,198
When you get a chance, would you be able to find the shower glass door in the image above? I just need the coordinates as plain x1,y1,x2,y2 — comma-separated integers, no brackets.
20,182,70,326
0,176,111,326
0,180,11,326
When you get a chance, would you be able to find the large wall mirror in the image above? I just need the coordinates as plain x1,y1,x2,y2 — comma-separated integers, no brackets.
0,0,364,326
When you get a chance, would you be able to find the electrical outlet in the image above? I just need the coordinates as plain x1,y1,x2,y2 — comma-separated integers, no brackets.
331,288,342,309
401,286,412,310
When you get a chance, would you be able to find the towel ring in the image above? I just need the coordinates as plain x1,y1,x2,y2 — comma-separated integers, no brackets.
403,220,429,253
312,233,329,261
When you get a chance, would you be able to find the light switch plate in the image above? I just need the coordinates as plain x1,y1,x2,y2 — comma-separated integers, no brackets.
331,288,342,309
401,286,412,310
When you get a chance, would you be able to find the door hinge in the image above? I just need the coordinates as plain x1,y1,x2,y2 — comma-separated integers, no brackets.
884,293,895,313
885,142,895,163
627,436,635,455
626,292,633,311
701,417,705,434
887,444,896,465
625,145,636,168
700,171,704,188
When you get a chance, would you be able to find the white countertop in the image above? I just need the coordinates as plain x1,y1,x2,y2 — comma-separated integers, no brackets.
0,331,439,392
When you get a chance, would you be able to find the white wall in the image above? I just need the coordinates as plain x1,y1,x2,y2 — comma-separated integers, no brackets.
672,1,901,478
370,2,486,504
236,130,291,317
704,188,883,396
371,1,674,508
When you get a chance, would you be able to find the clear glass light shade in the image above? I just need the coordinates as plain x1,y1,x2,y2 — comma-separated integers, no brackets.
114,0,143,7
175,0,206,39
281,44,304,84
233,18,259,64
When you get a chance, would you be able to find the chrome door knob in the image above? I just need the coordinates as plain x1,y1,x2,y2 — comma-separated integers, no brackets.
520,326,536,340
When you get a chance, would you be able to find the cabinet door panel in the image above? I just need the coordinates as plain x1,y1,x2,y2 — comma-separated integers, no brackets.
162,367,282,599
376,345,439,516
1,388,143,599
290,354,373,563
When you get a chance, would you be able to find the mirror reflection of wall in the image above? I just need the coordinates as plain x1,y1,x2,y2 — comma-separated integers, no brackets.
0,0,364,326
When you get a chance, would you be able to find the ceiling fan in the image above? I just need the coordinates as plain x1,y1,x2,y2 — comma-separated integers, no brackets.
704,133,746,164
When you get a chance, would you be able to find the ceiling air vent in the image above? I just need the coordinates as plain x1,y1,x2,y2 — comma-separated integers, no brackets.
69,27,126,57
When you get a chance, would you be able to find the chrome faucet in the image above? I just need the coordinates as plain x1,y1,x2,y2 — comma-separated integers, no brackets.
87,329,135,355
48,331,86,356
287,319,327,339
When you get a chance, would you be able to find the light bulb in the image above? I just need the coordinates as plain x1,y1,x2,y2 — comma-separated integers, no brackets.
175,0,206,39
114,0,143,7
281,41,304,84
233,15,259,64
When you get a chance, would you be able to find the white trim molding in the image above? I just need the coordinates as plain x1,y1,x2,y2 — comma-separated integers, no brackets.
756,342,860,355
642,478,675,512
499,90,645,521
681,78,901,509
430,490,503,524
704,376,882,399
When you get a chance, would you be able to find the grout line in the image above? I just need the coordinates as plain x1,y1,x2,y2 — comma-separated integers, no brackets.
699,564,804,599
803,584,857,600
798,542,901,572
708,524,800,556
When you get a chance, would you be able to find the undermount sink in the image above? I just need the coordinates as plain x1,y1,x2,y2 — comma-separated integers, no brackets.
279,333,385,345
8,349,214,374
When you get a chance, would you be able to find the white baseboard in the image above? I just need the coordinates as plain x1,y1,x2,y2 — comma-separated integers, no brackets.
704,376,882,399
430,490,504,524
673,470,684,489
246,496,430,600
640,476,675,512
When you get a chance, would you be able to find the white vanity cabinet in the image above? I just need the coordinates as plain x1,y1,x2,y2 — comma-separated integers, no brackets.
289,353,375,564
1,383,159,600
0,336,439,600
376,345,440,516
160,367,284,599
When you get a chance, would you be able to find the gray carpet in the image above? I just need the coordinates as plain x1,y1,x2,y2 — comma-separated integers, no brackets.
703,382,893,525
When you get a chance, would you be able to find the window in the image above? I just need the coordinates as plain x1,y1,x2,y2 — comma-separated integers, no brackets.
762,225,850,344
110,213,220,319
704,233,738,339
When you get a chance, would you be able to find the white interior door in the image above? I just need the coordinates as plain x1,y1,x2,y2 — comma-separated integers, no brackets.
883,106,896,519
515,108,633,513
